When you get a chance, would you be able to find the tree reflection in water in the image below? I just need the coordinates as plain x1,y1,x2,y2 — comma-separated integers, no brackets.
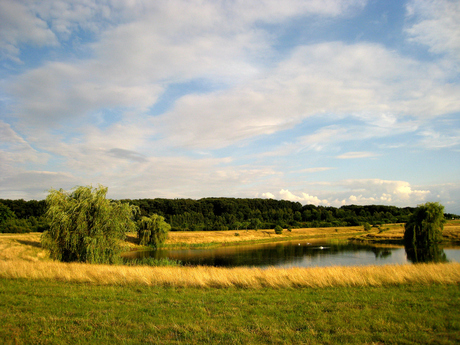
371,247,392,259
404,243,448,263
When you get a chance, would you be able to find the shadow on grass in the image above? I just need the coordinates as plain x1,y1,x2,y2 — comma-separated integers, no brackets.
16,239,42,248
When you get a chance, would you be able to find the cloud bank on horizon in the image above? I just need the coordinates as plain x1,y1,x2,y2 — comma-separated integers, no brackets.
0,0,459,213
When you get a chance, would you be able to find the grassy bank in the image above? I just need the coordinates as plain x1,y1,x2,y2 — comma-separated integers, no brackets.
1,279,459,344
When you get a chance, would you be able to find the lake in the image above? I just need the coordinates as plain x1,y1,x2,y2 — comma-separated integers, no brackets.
123,239,460,268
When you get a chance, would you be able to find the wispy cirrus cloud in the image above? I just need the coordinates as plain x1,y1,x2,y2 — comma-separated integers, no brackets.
336,151,379,159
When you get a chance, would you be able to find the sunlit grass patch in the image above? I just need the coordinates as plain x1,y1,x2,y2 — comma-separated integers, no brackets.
1,257,459,288
1,279,459,344
0,233,49,262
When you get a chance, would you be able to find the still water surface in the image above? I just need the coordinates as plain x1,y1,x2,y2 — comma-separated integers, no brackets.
124,240,460,268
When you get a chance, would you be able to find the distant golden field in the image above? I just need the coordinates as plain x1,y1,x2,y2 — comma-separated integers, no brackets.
126,224,368,249
126,220,460,248
0,221,459,288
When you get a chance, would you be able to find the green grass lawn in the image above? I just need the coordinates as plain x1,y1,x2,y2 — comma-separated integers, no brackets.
1,278,459,344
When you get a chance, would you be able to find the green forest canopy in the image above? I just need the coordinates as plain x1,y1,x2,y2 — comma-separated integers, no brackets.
2,197,458,233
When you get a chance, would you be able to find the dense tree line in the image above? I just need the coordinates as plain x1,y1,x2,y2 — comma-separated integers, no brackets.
0,200,49,233
0,199,46,219
122,198,418,231
2,197,458,234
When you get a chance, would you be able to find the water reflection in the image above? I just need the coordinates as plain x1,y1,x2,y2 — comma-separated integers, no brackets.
371,247,392,259
404,242,448,263
123,239,460,268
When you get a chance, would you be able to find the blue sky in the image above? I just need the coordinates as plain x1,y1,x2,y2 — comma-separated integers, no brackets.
1,0,459,213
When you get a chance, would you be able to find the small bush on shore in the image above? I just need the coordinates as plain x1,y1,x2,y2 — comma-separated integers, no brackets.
274,225,283,234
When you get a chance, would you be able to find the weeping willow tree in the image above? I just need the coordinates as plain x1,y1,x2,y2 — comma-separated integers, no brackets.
137,214,171,248
404,202,446,263
41,185,138,263
404,202,445,246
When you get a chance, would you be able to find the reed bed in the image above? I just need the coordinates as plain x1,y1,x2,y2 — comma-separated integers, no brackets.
1,259,459,288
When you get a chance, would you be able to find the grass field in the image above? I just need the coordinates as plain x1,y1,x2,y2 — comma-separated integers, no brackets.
1,279,459,344
1,222,459,343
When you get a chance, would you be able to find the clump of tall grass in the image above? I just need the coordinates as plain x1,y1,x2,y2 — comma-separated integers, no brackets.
121,257,182,267
1,259,459,288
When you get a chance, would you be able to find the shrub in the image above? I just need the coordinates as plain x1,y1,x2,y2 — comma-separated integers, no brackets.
274,225,283,234
122,257,181,267
363,222,372,231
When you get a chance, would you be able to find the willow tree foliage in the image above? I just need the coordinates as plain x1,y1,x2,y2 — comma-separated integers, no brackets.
404,202,445,247
137,214,171,248
41,185,138,263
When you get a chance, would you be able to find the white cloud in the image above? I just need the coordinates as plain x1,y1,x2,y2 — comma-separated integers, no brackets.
6,2,459,154
0,121,49,176
1,0,459,213
278,189,330,206
227,0,367,23
336,151,379,159
262,192,275,199
262,179,433,208
298,167,335,173
5,1,370,133
0,171,80,200
406,0,460,61
9,62,163,127
0,0,57,60
418,128,460,149
339,179,431,203
154,42,460,150
1,0,367,62
31,0,115,38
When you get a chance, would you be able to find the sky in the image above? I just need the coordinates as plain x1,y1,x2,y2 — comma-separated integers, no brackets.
0,0,459,213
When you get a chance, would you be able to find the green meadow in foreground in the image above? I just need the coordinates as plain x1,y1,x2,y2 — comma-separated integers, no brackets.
1,278,459,344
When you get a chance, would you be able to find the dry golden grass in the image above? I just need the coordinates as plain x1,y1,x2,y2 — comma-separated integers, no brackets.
0,233,48,262
354,224,405,241
131,225,367,247
1,258,459,288
443,220,460,241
